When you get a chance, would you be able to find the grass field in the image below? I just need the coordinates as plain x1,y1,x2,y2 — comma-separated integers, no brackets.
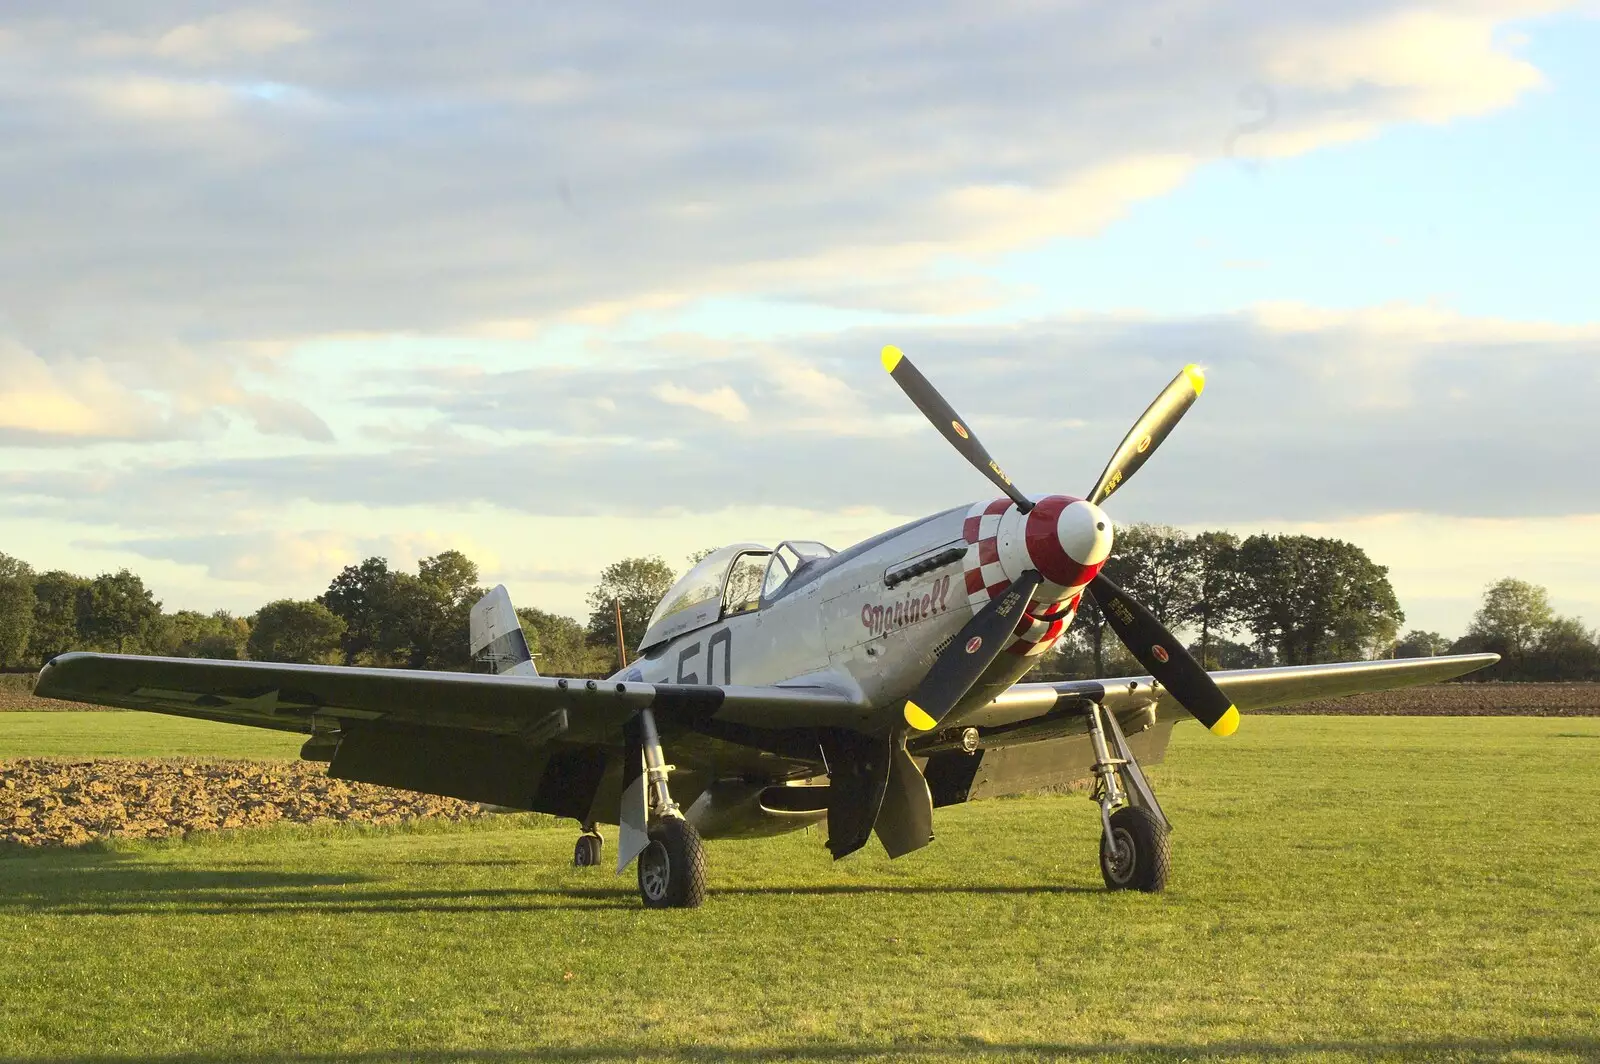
0,712,303,759
2,715,1598,1063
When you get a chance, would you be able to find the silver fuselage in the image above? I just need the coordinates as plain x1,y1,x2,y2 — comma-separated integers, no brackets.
615,503,1050,732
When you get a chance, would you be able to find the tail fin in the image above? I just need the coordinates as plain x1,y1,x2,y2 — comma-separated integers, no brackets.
470,585,538,677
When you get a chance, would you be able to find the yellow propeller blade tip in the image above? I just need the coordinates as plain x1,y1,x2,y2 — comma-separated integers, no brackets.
1183,364,1206,396
1209,705,1240,737
903,701,937,732
881,345,904,373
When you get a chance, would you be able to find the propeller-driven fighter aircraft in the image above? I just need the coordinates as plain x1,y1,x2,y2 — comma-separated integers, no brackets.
36,350,1498,907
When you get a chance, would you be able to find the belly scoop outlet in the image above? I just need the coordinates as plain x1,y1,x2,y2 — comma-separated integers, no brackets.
686,779,830,839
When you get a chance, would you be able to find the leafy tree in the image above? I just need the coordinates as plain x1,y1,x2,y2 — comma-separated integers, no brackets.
419,550,481,608
1394,630,1450,658
1464,578,1554,657
372,571,434,666
1186,635,1270,670
151,610,251,659
28,570,89,663
1035,610,1140,681
585,555,677,666
1082,524,1194,677
1187,531,1246,669
1235,535,1403,665
82,570,161,654
1454,580,1600,681
1073,593,1110,677
517,607,613,676
1032,626,1095,681
319,557,399,665
403,550,484,670
1102,524,1198,629
320,552,484,670
0,553,36,669
1530,617,1600,681
247,600,346,664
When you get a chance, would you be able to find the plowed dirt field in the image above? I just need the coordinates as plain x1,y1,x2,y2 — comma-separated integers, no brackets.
1,758,486,849
1257,682,1600,716
0,673,89,711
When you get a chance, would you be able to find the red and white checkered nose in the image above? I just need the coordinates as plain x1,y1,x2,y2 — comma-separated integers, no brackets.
1022,496,1113,592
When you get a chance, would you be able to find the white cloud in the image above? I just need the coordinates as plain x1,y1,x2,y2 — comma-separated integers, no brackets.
0,341,166,442
939,155,1196,251
83,76,236,121
1263,10,1546,125
152,11,310,62
97,528,502,585
652,383,751,423
763,356,861,410
1253,302,1600,342
0,339,332,446
6,301,1594,529
0,0,1570,356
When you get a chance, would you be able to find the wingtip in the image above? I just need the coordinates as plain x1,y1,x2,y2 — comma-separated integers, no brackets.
881,345,904,373
1209,705,1240,737
1183,364,1206,396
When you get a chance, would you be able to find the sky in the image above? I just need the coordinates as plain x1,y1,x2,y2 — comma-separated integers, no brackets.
1,1,1597,640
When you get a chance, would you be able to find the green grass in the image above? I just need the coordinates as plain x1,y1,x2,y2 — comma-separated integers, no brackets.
2,716,1599,1063
0,712,304,759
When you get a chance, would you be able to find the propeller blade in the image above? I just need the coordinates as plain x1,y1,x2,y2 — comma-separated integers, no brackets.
902,570,1043,733
1088,572,1239,736
881,345,1033,513
1087,364,1206,507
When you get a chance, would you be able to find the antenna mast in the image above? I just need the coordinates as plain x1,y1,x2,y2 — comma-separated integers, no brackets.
613,596,629,669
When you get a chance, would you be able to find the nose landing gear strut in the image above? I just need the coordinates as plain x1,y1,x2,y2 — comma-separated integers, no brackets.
1084,702,1171,892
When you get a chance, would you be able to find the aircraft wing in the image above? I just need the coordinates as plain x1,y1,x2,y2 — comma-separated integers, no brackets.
32,652,871,742
960,653,1502,730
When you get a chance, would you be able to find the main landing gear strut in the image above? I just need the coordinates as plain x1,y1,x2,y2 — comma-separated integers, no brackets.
617,704,707,908
1084,702,1171,892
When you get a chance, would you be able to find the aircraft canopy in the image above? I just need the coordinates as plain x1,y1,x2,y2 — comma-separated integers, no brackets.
640,543,770,652
638,540,836,653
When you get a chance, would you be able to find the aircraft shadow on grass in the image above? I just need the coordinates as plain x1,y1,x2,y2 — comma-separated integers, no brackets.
1,1035,1598,1064
0,863,1103,917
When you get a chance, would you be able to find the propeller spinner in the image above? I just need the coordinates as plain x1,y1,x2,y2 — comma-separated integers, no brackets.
881,346,1237,738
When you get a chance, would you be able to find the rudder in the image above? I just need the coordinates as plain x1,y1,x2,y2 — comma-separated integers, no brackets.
470,585,538,676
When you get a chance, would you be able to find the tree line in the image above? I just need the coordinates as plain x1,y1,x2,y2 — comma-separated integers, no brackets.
1038,527,1599,683
0,548,674,677
1043,526,1405,679
1,535,1595,681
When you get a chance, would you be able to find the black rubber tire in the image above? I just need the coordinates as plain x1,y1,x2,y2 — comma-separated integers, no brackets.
573,834,602,868
1099,805,1170,893
637,818,708,909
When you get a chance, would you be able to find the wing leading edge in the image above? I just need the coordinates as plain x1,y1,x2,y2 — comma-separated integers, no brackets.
32,652,872,742
959,653,1502,730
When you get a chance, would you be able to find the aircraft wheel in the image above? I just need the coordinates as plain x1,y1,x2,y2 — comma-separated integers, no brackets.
573,833,603,868
637,817,707,909
1099,806,1169,893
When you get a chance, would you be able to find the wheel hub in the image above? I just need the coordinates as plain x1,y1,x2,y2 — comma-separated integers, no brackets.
639,841,671,902
1104,828,1135,884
